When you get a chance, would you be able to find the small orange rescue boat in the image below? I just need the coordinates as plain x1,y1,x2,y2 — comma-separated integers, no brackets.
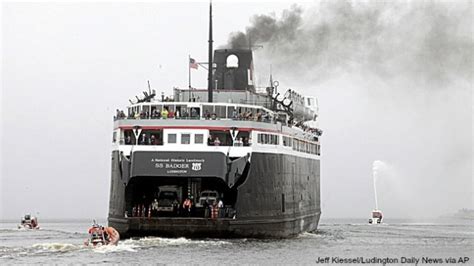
84,222,120,247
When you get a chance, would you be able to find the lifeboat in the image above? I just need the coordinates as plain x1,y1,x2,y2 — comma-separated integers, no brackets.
18,214,40,229
84,223,120,247
369,209,383,224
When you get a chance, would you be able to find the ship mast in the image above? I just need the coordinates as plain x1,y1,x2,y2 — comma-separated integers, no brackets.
207,1,213,103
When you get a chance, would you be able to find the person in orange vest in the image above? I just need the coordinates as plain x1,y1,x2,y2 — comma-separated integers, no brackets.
211,201,218,220
183,198,192,217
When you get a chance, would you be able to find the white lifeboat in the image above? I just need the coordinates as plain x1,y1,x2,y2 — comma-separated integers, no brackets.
369,209,383,224
18,214,40,229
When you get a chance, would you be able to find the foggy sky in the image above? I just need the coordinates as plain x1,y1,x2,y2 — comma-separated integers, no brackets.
1,1,472,220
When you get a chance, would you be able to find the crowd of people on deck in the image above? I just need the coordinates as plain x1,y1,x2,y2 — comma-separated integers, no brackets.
115,107,323,141
129,197,231,219
294,121,323,137
206,135,250,146
114,107,274,123
114,109,127,120
124,134,162,145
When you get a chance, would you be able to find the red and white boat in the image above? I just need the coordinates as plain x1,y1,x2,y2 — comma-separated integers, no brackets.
84,222,120,247
369,209,383,224
18,214,40,229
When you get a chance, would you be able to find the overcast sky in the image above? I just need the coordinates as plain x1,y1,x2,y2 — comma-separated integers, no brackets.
1,1,472,220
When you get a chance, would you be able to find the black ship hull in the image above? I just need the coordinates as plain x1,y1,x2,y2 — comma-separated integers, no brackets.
107,151,321,238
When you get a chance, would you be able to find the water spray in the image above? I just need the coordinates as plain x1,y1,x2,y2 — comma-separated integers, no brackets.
372,161,380,210
370,160,385,224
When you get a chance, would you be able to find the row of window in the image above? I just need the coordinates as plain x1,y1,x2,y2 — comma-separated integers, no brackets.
167,133,204,145
258,133,321,155
257,133,279,145
116,130,320,155
292,139,320,155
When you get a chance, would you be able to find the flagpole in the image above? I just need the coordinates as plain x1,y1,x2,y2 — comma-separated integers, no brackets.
188,54,191,101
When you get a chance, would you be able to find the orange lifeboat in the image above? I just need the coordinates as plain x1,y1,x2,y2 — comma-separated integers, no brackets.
84,223,120,246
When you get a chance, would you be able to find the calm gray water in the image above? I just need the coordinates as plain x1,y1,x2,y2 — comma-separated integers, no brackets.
1,218,472,264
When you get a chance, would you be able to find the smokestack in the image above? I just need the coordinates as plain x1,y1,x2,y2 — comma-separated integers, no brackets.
207,1,213,103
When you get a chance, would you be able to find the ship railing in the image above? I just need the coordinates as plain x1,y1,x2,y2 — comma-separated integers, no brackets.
114,112,278,124
115,114,322,139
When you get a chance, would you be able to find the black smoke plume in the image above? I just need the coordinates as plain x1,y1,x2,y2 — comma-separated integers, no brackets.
226,1,472,88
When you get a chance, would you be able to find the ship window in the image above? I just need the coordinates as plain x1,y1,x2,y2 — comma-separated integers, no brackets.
175,105,186,118
226,54,239,68
181,134,191,144
236,131,250,146
141,130,163,145
168,134,177,144
112,132,117,143
215,105,226,119
283,136,292,147
195,134,204,144
202,105,214,119
227,106,237,119
209,130,232,146
123,130,136,145
257,133,280,145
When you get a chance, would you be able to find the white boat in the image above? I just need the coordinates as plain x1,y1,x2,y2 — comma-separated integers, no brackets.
18,214,40,229
369,209,383,224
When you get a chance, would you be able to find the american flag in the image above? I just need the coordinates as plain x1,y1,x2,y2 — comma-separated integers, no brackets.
189,58,198,69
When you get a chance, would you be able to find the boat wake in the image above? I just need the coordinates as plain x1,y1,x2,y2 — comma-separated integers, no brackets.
32,242,80,252
122,236,231,248
91,243,138,254
87,236,232,253
297,231,321,239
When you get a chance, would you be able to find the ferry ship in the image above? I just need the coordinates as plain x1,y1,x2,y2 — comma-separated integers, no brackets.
107,4,322,238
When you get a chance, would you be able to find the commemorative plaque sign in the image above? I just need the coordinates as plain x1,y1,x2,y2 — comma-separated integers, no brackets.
131,151,227,178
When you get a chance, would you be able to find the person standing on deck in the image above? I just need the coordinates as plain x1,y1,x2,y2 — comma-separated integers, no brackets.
203,200,210,218
151,199,159,217
218,199,224,218
161,108,169,119
211,202,218,220
183,198,192,217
